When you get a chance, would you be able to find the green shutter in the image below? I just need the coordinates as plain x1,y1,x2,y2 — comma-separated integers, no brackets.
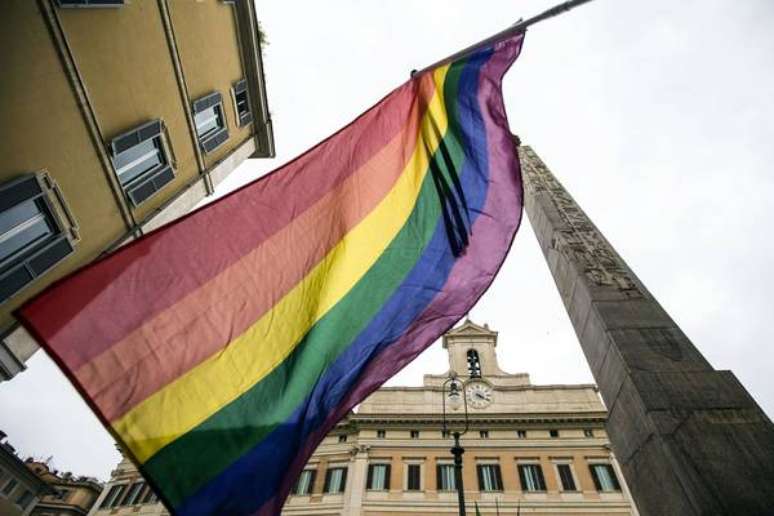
590,465,603,491
518,465,527,490
535,465,546,491
323,469,331,493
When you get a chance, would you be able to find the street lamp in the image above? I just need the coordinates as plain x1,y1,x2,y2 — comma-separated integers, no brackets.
442,372,470,516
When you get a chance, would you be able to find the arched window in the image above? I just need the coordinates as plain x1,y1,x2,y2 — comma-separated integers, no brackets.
467,349,481,378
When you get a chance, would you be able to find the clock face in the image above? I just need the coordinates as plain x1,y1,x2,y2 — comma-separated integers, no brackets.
466,383,493,408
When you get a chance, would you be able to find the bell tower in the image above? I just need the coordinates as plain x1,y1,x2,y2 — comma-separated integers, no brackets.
442,319,507,379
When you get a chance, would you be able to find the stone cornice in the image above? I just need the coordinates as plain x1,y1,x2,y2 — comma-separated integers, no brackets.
349,413,607,426
370,382,599,392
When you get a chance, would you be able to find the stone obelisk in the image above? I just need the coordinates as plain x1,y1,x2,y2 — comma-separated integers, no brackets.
519,142,774,515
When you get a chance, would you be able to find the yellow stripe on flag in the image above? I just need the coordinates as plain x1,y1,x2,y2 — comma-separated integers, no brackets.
114,65,453,464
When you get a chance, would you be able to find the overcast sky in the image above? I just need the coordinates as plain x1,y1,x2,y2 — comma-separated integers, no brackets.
1,0,773,482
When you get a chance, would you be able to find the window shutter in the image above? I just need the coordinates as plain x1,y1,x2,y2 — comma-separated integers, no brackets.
518,465,527,490
494,465,503,491
476,465,484,490
28,236,74,276
125,165,174,207
590,466,603,491
366,465,373,489
558,464,575,490
535,465,546,491
408,464,420,490
340,467,348,492
384,464,391,490
201,128,229,154
323,469,331,493
0,175,41,207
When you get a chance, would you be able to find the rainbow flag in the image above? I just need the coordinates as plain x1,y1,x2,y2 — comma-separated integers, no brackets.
19,32,525,515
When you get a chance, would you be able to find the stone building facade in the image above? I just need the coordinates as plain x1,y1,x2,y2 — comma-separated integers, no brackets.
26,460,102,516
0,0,274,380
85,454,162,516
88,321,637,515
282,320,637,515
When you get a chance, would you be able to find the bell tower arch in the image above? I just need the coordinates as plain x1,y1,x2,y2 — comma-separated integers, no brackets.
442,319,506,379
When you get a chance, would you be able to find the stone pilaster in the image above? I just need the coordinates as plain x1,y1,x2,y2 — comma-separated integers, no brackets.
342,445,369,516
519,144,774,515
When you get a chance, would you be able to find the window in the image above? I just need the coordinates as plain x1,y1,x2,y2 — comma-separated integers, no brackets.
0,174,77,303
376,429,386,439
120,481,145,506
517,430,527,439
479,430,489,439
1,478,18,496
15,489,33,509
53,488,70,500
338,434,347,443
56,0,124,6
232,79,253,126
584,429,594,437
294,469,316,495
476,464,503,492
406,464,421,491
410,430,420,439
557,464,577,491
140,486,158,504
110,120,174,207
467,349,481,378
323,467,347,494
98,484,126,509
590,464,621,492
193,92,229,153
518,464,547,492
366,464,390,490
549,429,559,438
436,464,456,491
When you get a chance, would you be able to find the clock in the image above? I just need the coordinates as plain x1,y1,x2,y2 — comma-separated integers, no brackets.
466,383,493,408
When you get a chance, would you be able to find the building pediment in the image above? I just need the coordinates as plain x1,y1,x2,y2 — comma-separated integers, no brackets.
442,319,498,348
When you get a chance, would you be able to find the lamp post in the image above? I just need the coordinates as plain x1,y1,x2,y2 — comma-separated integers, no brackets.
442,372,469,516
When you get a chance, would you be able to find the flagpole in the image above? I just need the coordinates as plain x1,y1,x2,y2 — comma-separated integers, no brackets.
414,0,596,76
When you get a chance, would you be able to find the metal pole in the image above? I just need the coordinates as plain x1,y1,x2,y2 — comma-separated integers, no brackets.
414,0,596,76
452,431,466,516
442,374,470,516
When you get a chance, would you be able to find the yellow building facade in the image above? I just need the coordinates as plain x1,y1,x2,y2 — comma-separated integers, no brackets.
0,0,273,380
88,321,638,515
